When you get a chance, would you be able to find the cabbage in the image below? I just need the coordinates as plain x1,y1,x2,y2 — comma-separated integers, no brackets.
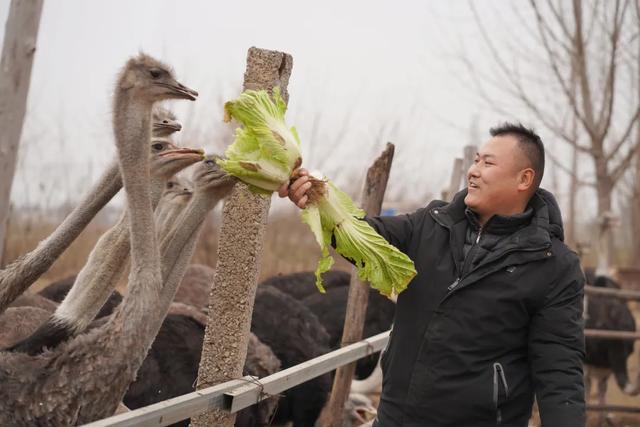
219,88,416,296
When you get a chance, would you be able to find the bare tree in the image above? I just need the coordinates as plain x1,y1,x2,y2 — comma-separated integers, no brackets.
467,0,640,269
0,0,44,264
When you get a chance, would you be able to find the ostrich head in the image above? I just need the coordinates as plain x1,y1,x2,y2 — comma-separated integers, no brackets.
163,176,193,201
191,155,237,199
153,143,204,180
345,392,377,426
152,106,182,137
116,53,198,103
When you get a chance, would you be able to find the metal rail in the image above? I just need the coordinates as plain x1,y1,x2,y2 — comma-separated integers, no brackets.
82,331,389,427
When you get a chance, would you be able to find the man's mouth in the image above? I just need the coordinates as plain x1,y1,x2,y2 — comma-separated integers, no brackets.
469,182,479,189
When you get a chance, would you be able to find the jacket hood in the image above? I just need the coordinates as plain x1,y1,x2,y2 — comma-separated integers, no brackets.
533,188,564,242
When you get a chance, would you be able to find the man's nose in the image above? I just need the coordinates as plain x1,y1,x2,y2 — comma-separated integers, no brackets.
467,163,480,180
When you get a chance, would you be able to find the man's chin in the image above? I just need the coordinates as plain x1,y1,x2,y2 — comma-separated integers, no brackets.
464,193,475,208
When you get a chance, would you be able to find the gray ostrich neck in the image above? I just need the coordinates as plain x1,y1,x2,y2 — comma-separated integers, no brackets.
153,192,221,325
112,92,161,328
55,175,167,332
113,94,158,275
0,161,121,314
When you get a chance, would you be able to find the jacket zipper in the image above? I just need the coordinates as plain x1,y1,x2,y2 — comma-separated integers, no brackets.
476,226,483,244
493,362,509,425
448,227,483,292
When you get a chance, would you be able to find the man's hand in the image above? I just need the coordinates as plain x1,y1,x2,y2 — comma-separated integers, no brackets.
278,168,311,209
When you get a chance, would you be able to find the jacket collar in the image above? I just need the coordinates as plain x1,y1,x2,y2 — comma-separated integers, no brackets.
464,207,534,235
430,188,563,248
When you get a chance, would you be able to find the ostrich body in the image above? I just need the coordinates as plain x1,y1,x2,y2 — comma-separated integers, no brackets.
174,263,215,309
584,275,638,404
123,313,280,427
0,107,183,314
9,292,58,312
251,285,332,426
8,140,202,355
301,284,395,379
0,53,199,425
259,269,350,301
38,275,122,319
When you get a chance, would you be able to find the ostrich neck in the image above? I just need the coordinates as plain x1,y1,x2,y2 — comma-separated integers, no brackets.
114,94,157,273
0,161,121,314
145,192,220,329
112,92,161,325
55,175,168,332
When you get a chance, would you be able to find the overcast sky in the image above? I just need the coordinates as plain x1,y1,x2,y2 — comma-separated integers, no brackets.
1,1,564,213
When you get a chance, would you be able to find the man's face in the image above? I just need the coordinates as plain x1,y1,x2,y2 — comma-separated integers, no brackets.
464,135,530,221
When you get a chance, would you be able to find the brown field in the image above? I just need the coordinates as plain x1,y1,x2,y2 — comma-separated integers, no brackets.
1,208,354,293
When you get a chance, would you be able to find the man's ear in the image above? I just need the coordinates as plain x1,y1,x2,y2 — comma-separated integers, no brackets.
517,168,535,192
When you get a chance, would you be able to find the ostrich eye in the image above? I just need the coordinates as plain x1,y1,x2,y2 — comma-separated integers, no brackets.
167,182,174,189
152,143,164,151
150,69,162,79
163,120,168,124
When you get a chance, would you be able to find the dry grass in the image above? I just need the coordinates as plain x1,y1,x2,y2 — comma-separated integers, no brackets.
1,208,353,293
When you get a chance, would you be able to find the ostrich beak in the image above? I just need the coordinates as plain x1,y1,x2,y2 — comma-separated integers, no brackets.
154,79,199,101
160,148,205,159
170,81,199,101
154,121,182,132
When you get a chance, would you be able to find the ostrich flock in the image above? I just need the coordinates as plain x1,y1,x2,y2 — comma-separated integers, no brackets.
0,53,393,426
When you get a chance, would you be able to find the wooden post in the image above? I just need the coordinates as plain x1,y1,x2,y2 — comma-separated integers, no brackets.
461,144,477,184
322,143,395,427
0,0,44,263
442,157,463,201
191,47,292,427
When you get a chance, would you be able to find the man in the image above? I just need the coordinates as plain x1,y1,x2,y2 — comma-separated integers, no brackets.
280,123,585,426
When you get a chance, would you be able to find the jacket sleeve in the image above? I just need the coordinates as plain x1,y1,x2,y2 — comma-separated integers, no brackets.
363,206,428,255
528,252,585,427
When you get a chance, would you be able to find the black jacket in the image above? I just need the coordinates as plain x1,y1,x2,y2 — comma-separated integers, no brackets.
367,189,585,427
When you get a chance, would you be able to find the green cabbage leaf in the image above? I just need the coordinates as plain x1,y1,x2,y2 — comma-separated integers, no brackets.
219,88,416,296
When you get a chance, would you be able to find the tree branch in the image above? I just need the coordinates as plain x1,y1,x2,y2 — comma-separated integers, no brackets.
611,139,640,182
596,0,627,141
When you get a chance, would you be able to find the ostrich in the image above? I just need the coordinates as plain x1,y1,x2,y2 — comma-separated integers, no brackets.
174,263,215,309
9,292,58,312
123,313,281,427
8,138,202,355
0,53,205,425
260,269,351,301
584,274,639,406
301,285,395,379
0,307,52,348
0,106,183,314
251,285,333,426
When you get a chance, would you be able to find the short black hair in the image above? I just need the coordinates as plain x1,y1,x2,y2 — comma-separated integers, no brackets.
490,122,545,190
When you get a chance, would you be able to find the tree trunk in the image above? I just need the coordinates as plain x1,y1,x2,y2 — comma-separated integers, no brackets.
0,0,44,264
322,143,395,427
632,133,640,266
191,47,293,427
567,145,579,249
594,156,614,274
